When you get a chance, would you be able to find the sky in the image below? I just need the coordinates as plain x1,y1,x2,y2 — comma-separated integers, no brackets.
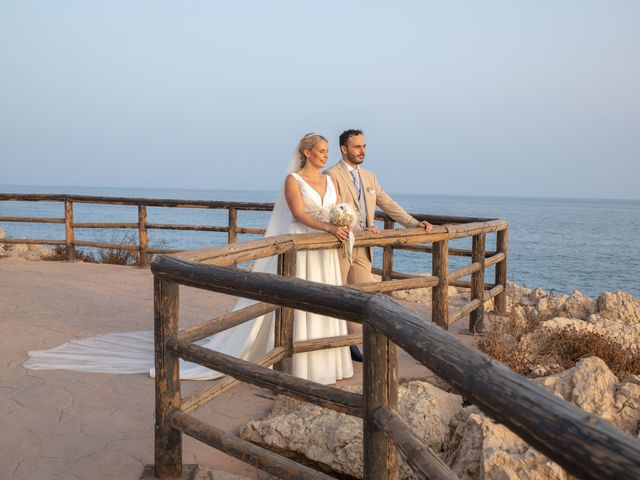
0,1,639,199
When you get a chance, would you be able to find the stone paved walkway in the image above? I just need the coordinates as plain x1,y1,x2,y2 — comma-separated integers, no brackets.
0,258,470,479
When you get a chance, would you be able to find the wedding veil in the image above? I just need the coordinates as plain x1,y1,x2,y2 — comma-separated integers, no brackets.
23,139,309,380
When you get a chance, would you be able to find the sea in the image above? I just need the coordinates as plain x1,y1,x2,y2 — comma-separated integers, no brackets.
1,184,639,298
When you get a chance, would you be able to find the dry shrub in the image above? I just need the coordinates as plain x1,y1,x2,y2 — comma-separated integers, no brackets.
477,314,640,377
44,246,95,262
475,313,538,376
533,327,640,377
95,232,139,265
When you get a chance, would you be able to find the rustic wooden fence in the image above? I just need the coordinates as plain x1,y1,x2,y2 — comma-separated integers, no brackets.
0,193,271,266
0,193,505,330
151,224,640,480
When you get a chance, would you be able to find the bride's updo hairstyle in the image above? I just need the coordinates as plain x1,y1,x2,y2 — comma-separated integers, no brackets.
297,132,328,169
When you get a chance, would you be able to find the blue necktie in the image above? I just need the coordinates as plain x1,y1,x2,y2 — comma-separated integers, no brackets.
350,170,367,229
350,170,362,199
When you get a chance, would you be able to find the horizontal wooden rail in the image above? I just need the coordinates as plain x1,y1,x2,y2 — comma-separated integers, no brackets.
180,347,285,413
153,255,368,323
355,276,439,293
0,193,274,210
292,333,363,354
363,295,640,480
0,216,64,223
484,252,505,268
73,240,139,251
178,302,278,344
167,338,363,417
147,223,228,232
169,409,334,480
395,244,497,257
448,262,482,282
73,222,138,229
0,238,65,245
374,406,457,480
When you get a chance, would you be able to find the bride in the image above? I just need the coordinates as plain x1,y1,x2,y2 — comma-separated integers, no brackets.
24,133,354,386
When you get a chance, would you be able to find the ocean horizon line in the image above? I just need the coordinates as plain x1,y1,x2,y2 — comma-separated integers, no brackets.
1,183,638,204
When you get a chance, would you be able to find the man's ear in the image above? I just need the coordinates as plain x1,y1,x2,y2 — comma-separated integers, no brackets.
340,145,347,156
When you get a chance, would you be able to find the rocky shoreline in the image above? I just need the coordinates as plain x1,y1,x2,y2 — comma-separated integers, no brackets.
241,285,640,480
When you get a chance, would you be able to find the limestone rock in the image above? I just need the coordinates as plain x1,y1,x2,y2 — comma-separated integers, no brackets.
596,291,640,325
443,406,567,480
536,290,597,321
2,242,55,261
614,380,640,435
240,382,463,479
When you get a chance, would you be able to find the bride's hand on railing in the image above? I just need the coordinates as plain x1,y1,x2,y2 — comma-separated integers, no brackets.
328,225,350,242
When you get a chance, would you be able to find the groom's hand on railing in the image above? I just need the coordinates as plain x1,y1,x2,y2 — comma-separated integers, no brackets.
418,221,433,232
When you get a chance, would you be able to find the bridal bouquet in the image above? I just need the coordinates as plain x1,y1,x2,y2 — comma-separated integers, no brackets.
313,203,358,264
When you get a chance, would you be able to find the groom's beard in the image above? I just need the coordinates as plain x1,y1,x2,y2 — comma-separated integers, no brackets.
347,152,364,165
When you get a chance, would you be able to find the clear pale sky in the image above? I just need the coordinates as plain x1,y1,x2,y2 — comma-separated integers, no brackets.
1,1,638,199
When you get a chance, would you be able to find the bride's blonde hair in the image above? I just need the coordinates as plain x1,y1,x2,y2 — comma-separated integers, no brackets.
297,132,328,169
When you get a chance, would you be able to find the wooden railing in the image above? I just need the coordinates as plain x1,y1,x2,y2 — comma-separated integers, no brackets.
0,193,272,266
150,224,640,480
0,193,505,329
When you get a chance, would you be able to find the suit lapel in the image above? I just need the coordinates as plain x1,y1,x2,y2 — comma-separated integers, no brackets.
359,169,376,224
337,161,360,205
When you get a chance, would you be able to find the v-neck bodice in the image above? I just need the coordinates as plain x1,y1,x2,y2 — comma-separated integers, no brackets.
290,173,337,210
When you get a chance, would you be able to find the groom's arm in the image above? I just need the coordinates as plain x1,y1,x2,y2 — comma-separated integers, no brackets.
372,176,430,230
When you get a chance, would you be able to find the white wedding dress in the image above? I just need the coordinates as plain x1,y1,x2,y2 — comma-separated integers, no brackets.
24,173,353,386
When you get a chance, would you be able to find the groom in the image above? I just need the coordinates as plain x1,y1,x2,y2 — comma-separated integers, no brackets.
326,129,432,361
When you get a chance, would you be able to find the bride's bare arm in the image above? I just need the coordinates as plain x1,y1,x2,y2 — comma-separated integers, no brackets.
284,175,349,241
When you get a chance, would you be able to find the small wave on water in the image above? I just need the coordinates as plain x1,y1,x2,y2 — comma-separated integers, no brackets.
1,185,639,297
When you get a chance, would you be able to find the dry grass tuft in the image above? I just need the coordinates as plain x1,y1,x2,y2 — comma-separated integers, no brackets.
477,313,640,377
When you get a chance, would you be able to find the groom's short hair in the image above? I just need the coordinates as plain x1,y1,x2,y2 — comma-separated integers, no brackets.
339,129,363,147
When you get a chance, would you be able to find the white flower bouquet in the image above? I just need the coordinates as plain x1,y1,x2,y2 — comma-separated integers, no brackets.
312,203,358,264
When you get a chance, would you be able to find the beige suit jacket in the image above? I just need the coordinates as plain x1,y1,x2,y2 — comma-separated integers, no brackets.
325,161,419,230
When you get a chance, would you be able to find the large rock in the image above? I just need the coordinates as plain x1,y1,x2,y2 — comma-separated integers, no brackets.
594,291,640,325
240,381,463,479
443,406,568,480
2,242,55,261
533,356,640,436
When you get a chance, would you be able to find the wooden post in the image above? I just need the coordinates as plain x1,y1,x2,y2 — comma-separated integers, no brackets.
495,228,508,315
274,249,296,374
138,205,149,267
228,208,238,244
64,199,75,261
363,323,399,480
382,217,394,281
470,234,486,333
154,276,182,478
431,239,449,329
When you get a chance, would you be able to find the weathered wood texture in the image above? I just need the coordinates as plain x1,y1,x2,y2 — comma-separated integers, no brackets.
138,205,149,267
469,234,486,333
382,217,395,280
180,347,285,414
0,216,64,223
431,240,449,329
64,199,74,261
274,250,296,373
363,324,399,480
154,277,182,478
354,276,439,293
374,406,458,480
169,409,334,480
228,208,238,244
168,339,363,417
495,229,508,314
152,255,369,324
364,295,640,480
292,333,363,354
178,302,278,344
